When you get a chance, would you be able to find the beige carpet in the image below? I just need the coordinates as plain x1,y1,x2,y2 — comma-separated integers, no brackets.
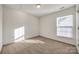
1,36,77,54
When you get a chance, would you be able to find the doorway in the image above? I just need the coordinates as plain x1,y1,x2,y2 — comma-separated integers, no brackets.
76,5,79,53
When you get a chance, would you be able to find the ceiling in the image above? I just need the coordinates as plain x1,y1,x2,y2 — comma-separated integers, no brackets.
4,4,74,17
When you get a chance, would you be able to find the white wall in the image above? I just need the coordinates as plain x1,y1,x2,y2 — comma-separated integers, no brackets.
0,5,3,51
3,6,39,44
2,6,76,45
40,7,76,45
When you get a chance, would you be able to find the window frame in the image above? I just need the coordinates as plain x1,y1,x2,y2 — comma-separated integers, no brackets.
56,15,73,38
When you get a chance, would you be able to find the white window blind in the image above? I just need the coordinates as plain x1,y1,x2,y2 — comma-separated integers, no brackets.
57,15,73,38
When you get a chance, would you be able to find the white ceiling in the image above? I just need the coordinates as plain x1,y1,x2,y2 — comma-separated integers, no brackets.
4,4,74,17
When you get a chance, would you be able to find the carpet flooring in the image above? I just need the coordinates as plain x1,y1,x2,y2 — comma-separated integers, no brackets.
1,36,77,54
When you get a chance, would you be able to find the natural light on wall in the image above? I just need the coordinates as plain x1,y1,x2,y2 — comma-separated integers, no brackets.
57,15,73,38
14,26,25,42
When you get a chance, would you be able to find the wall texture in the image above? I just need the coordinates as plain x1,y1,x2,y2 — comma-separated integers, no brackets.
0,5,3,51
40,7,76,45
3,6,40,44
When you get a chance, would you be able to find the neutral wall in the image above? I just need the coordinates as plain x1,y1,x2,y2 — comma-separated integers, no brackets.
40,7,76,45
0,5,3,51
2,6,76,45
3,6,40,44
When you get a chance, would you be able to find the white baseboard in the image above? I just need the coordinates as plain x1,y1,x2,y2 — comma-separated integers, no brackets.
40,34,75,46
3,34,40,45
27,34,40,39
0,46,2,52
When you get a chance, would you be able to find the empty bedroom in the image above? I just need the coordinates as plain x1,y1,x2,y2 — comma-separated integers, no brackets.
0,4,79,54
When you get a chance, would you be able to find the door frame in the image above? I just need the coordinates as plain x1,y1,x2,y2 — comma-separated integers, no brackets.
76,5,79,53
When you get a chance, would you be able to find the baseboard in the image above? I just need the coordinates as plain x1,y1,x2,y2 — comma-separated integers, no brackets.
40,35,76,46
3,42,14,46
27,35,40,39
3,35,40,46
2,35,76,48
0,46,2,53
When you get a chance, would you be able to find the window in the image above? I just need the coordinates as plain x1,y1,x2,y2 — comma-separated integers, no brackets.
57,15,73,38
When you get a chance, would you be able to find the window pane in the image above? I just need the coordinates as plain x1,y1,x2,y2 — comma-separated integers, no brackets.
57,15,73,38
